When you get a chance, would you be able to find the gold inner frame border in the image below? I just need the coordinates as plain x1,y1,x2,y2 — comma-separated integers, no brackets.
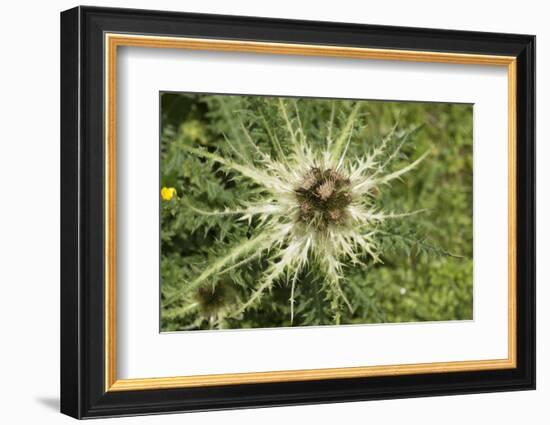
104,33,517,392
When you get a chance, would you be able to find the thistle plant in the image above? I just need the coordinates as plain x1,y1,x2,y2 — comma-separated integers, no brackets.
160,95,460,329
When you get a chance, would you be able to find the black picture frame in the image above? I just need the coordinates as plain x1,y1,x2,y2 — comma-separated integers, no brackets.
61,5,535,419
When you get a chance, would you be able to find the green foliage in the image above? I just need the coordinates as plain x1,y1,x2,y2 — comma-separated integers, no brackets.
160,93,473,331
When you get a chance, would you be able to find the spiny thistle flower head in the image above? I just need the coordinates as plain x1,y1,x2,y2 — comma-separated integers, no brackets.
164,98,430,324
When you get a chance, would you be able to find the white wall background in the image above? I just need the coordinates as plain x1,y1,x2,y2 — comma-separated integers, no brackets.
0,0,545,423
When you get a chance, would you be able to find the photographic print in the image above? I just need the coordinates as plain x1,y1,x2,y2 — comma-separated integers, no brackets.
160,93,473,332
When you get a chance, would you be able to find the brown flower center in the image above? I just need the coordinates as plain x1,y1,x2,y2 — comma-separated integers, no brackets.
294,167,352,228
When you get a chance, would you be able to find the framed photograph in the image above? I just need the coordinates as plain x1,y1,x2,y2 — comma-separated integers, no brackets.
60,6,535,419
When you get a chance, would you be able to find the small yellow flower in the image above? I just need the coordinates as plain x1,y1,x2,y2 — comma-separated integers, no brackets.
161,187,177,201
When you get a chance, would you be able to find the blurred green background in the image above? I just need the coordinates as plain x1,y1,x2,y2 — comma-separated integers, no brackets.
160,93,473,331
